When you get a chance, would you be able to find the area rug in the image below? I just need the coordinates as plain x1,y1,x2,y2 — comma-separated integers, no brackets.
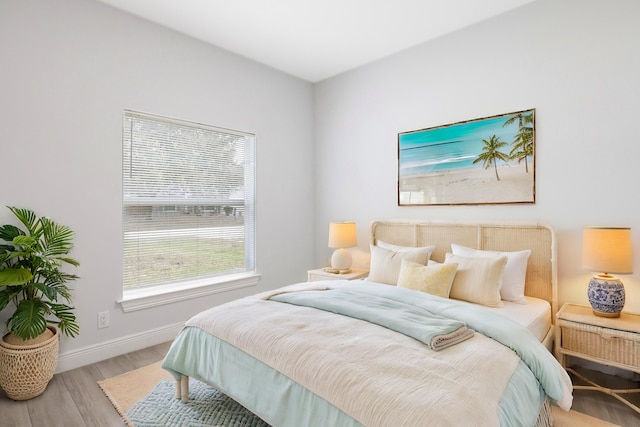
98,361,268,427
98,361,174,418
99,361,620,427
126,379,269,427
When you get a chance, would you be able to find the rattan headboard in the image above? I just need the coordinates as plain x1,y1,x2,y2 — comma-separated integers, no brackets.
370,220,558,317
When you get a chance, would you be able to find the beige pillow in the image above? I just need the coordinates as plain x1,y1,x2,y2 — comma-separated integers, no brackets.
368,244,431,285
445,253,507,307
451,244,531,304
397,259,458,298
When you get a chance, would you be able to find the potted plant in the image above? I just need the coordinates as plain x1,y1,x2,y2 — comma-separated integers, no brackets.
0,206,79,400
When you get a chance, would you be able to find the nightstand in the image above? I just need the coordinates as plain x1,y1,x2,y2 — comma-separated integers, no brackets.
307,268,368,282
556,303,640,414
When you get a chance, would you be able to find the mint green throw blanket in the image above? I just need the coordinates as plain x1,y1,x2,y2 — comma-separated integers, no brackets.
270,287,474,350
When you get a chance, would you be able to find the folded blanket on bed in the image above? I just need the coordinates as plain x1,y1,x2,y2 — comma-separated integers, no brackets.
270,288,474,350
430,325,474,350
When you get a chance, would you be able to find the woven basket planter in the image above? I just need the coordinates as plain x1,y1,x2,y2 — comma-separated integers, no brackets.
0,326,59,400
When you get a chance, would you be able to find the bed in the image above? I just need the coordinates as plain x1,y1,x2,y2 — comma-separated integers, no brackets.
162,220,573,426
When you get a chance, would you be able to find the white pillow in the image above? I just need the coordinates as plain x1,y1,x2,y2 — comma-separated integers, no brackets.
377,240,436,256
451,244,531,304
368,244,431,285
445,253,507,307
397,259,458,298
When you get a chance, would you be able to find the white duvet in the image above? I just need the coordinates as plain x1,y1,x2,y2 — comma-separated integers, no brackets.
181,280,572,426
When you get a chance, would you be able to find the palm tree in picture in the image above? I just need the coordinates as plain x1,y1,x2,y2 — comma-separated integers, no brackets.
510,129,533,172
503,111,532,129
504,111,534,172
473,134,510,181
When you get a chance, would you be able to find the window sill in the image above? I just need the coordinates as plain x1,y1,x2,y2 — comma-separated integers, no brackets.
119,272,262,313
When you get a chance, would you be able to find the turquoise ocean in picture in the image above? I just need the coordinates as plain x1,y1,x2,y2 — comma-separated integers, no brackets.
399,112,529,177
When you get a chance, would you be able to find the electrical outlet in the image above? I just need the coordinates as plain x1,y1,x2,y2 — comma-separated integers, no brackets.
98,311,110,329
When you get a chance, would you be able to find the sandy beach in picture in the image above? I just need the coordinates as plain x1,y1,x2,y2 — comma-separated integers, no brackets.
399,162,534,205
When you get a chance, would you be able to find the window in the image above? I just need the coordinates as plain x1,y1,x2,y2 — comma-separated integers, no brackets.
121,110,257,310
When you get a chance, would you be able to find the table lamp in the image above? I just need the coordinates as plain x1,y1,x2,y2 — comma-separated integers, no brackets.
582,226,633,317
328,221,357,273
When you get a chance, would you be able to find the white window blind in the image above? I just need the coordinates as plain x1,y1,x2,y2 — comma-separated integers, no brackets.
122,110,256,291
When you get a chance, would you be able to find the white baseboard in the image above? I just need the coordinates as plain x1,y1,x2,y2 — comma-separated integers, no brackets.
56,322,184,373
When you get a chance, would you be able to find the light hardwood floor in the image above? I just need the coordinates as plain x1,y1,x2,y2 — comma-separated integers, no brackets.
0,342,638,426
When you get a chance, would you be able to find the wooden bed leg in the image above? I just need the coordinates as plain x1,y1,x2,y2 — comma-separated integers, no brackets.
174,378,182,399
180,375,190,402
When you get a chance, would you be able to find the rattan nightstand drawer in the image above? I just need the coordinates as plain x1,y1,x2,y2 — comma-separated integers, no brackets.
558,318,640,369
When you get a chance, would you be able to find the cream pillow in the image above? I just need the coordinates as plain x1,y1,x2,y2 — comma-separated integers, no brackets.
368,244,431,285
451,244,531,304
445,253,507,307
397,259,458,298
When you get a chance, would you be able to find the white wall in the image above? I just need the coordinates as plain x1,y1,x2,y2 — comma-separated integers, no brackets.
3,0,640,372
314,0,640,313
1,0,315,369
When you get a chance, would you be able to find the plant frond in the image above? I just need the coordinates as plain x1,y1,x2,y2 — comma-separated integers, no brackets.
0,267,34,286
48,303,79,337
0,224,25,243
7,207,40,237
31,280,53,299
12,235,37,249
0,287,22,311
40,279,74,303
40,218,75,257
57,257,80,267
0,245,16,255
8,299,49,340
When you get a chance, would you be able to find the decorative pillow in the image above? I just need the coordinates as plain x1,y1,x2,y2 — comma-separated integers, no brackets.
444,253,507,307
451,244,531,304
368,244,431,285
397,259,458,298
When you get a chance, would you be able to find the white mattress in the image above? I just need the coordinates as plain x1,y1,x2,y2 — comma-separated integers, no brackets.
366,277,552,343
491,296,552,342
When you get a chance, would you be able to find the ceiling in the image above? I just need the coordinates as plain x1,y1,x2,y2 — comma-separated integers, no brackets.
97,0,536,83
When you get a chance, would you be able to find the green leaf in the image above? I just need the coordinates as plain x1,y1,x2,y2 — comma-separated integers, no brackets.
0,287,21,311
40,218,75,256
49,303,79,338
30,281,51,299
0,244,16,253
12,235,37,249
7,207,39,236
57,257,80,267
0,224,25,243
8,299,48,340
0,267,33,286
0,252,11,264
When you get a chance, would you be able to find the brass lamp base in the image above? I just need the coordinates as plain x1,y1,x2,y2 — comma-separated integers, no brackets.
592,310,621,318
322,267,352,274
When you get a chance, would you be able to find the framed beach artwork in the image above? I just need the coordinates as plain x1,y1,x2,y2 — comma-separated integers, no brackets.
398,109,535,206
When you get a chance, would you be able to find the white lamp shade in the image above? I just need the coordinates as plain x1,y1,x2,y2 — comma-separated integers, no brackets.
582,227,633,274
328,222,357,248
